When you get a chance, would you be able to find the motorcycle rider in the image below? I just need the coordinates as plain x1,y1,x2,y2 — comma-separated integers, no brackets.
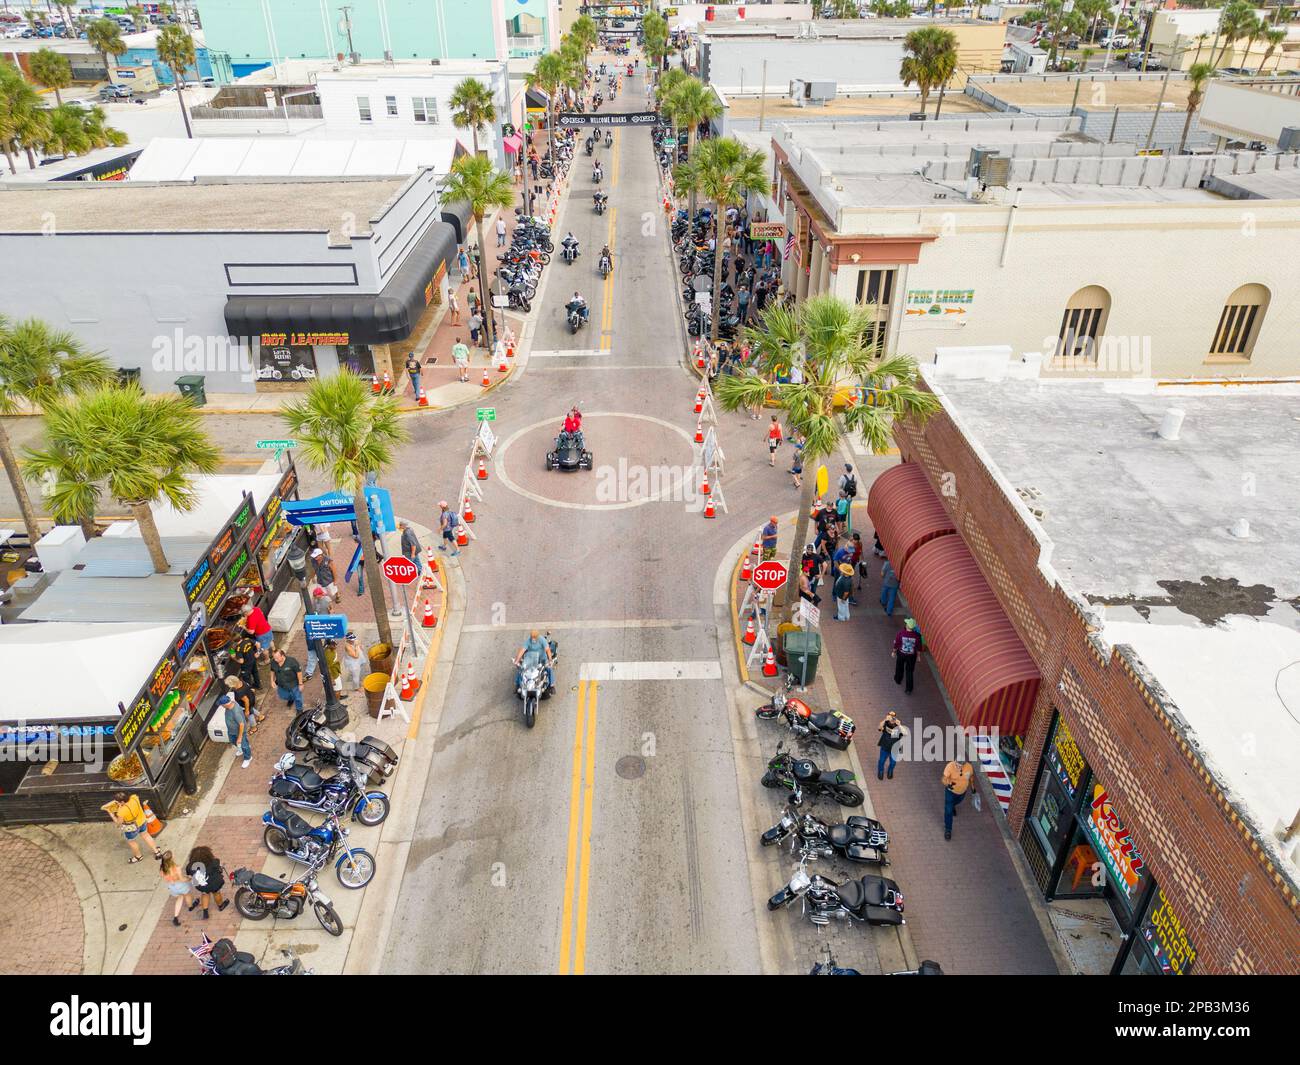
585,135,594,155
599,244,613,274
592,160,603,184
567,290,589,324
605,130,613,148
561,231,580,261
562,406,585,450
514,629,555,695
593,190,608,213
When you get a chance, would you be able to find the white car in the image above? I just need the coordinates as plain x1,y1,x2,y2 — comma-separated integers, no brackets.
1104,34,1132,49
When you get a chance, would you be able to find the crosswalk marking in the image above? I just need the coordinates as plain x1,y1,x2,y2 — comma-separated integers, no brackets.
579,661,723,682
529,348,611,358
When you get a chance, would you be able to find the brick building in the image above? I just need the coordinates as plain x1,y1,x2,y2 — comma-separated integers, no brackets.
870,369,1300,974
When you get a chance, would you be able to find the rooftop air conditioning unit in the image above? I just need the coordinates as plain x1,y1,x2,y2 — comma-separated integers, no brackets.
789,79,807,107
805,80,836,105
968,147,1010,186
1279,126,1300,152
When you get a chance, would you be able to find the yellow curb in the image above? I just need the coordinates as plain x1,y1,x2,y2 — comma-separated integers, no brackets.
406,556,448,742
728,534,751,684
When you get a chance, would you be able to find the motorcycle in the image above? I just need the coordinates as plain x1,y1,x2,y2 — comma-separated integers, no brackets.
605,131,613,147
592,167,603,186
761,805,890,865
594,195,607,216
190,932,313,975
761,743,865,807
230,862,344,937
268,752,391,826
512,636,556,729
768,858,905,928
567,304,588,334
261,801,376,889
598,254,612,278
585,139,595,156
756,675,856,751
561,240,579,264
284,705,399,779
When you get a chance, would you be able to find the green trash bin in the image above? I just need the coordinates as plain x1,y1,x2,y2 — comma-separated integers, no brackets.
175,374,207,407
784,630,823,686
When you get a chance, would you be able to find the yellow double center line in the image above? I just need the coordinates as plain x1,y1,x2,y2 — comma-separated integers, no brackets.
599,134,619,344
557,678,599,974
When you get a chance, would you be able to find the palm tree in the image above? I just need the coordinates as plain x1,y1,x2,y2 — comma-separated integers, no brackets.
1178,62,1214,154
715,295,941,619
870,0,893,16
156,23,196,138
571,14,598,57
449,76,496,157
1192,32,1210,65
29,47,71,106
673,137,768,345
1258,27,1287,74
86,18,127,79
901,26,958,117
0,58,49,173
1239,14,1267,70
125,4,148,32
527,50,568,167
643,10,671,83
664,77,721,222
281,373,409,646
0,317,114,543
23,385,217,570
40,102,126,157
1212,0,1256,66
827,0,860,16
442,153,515,346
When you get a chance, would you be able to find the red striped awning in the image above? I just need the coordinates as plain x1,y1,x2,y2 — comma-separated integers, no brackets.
900,536,1041,738
865,462,956,578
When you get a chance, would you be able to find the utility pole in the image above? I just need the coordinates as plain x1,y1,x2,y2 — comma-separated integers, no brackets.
339,4,354,59
757,59,767,132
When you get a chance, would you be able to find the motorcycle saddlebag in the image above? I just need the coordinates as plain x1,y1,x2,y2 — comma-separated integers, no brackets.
212,939,261,975
269,778,299,799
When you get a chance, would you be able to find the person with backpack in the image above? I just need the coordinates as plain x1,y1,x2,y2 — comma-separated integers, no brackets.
838,464,857,530
185,845,230,919
437,500,461,557
892,617,922,694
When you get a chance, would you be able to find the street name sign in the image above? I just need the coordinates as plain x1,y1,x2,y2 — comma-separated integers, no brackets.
476,408,497,422
256,439,296,450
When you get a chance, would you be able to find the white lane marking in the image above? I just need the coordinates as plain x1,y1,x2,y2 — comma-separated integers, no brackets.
579,661,723,682
462,618,703,633
528,365,681,372
529,348,611,358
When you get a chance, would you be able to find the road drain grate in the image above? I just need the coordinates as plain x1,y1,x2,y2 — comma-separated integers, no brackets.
615,755,646,780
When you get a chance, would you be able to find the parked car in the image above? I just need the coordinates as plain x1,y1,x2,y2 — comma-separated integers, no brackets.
1126,52,1164,70
1219,67,1254,76
99,84,134,100
1103,34,1131,49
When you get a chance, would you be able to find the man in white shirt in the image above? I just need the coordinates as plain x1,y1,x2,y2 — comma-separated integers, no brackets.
496,216,507,246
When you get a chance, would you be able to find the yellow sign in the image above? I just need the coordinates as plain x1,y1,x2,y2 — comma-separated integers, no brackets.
816,465,828,497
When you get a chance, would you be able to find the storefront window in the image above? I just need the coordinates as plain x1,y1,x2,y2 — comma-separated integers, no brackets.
1125,888,1197,975
1029,712,1086,866
258,344,318,383
1081,778,1149,913
338,344,376,377
1053,821,1106,897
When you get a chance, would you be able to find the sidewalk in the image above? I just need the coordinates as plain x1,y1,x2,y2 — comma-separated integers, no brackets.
729,505,1062,976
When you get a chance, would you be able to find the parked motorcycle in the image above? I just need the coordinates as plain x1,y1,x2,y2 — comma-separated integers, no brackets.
285,706,399,780
190,932,313,975
261,801,376,889
768,859,905,927
756,676,856,751
230,863,344,937
761,743,865,807
268,752,390,826
761,805,890,865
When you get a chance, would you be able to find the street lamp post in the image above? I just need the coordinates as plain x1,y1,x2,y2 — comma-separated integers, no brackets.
287,543,349,729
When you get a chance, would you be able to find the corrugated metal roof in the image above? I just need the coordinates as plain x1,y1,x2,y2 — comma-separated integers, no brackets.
900,535,1041,738
866,461,956,579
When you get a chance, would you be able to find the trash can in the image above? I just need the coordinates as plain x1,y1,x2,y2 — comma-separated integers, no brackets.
784,630,822,686
363,672,389,717
176,747,198,795
175,374,206,406
368,641,393,677
775,621,800,668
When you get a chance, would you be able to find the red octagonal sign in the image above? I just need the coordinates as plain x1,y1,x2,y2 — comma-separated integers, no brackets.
752,561,788,591
381,555,420,585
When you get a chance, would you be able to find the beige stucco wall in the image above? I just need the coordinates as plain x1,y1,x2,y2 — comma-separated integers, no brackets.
825,199,1300,379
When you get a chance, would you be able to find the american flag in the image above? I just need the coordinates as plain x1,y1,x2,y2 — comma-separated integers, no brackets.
784,230,798,263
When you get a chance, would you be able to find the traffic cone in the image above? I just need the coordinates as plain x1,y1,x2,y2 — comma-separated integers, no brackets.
143,801,165,837
421,598,438,628
371,374,381,394
762,647,778,677
694,419,704,444
463,500,476,523
417,387,429,408
400,662,420,701
751,538,761,557
381,371,393,394
740,555,753,582
703,497,715,519
701,471,710,496
497,349,509,373
455,525,469,547
694,391,704,414
477,458,489,480
742,616,756,645
506,336,516,358
481,367,491,388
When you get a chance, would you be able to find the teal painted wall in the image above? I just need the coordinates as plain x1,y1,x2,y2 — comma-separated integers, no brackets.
195,0,502,65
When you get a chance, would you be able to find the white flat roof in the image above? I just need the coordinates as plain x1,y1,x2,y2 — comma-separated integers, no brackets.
113,473,283,538
128,137,456,181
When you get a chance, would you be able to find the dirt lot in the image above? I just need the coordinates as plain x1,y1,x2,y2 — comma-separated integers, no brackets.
725,93,992,120
987,78,1194,111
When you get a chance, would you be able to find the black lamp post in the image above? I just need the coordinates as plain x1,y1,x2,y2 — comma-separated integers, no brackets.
287,543,349,729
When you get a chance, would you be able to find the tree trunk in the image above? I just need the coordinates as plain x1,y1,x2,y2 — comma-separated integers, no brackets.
1177,104,1196,154
79,512,97,541
474,213,494,345
0,420,43,544
686,123,697,223
130,500,170,573
353,485,393,647
709,195,723,346
783,468,817,622
25,147,37,170
53,87,63,106
2,144,15,176
176,80,193,138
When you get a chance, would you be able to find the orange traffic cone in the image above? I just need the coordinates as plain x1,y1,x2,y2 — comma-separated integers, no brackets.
740,555,753,581
381,371,393,394
481,367,491,388
417,387,429,407
506,337,516,358
751,538,761,557
421,599,438,628
455,525,469,547
693,389,704,414
143,801,165,837
371,374,381,394
742,616,757,645
703,497,715,518
694,419,704,444
701,471,711,496
696,350,706,370
497,350,509,373
463,500,476,523
400,662,420,701
762,647,778,677
477,458,488,480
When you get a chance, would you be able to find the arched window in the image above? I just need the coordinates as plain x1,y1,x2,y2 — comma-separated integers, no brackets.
1055,285,1111,361
1209,284,1269,360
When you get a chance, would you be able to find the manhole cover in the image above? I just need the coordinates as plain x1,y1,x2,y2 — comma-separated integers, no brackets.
615,755,646,780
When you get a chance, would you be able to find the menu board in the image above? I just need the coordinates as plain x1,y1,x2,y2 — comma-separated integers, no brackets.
1140,888,1196,975
184,556,212,606
149,655,178,701
116,695,154,754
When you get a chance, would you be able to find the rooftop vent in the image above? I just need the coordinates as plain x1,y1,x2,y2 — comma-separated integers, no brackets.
1157,408,1185,441
1229,518,1251,539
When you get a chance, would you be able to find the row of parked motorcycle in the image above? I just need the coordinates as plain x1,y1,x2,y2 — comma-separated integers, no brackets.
671,209,746,341
755,674,908,931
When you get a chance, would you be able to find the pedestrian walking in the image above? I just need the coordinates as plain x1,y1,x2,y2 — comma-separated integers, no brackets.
880,559,900,616
312,523,333,562
766,414,783,467
850,532,865,603
223,672,259,731
496,215,507,247
239,602,273,660
271,647,305,715
451,336,470,382
311,547,340,602
437,500,461,557
790,441,803,489
468,311,484,347
835,490,850,533
219,689,252,768
458,246,471,279
833,562,854,621
942,755,975,840
160,851,195,926
228,631,261,690
892,617,922,694
400,519,423,571
877,710,907,780
100,791,162,864
737,285,750,323
405,350,423,398
760,515,779,561
340,631,365,693
185,845,230,919
448,289,461,325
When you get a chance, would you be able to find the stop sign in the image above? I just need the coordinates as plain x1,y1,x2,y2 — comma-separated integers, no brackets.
381,555,420,585
752,561,788,591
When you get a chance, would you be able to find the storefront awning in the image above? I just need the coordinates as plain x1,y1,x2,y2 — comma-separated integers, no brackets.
503,133,524,155
224,221,457,345
525,87,550,111
439,197,473,245
866,461,956,579
900,535,1041,738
